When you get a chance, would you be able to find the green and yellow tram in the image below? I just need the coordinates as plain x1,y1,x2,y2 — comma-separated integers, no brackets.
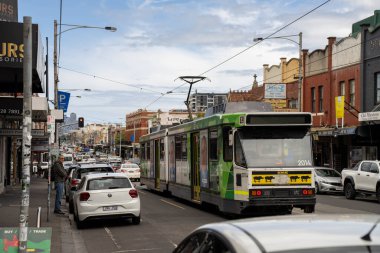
140,112,316,215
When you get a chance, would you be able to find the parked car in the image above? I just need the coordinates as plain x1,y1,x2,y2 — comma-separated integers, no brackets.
67,164,114,213
314,167,343,194
174,214,380,253
72,173,141,229
64,165,80,202
342,160,380,202
117,163,141,182
40,162,49,171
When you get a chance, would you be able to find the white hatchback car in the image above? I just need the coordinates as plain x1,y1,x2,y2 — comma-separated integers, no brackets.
117,163,141,181
73,173,141,229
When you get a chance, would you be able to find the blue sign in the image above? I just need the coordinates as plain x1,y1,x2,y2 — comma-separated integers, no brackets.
130,134,134,142
58,91,71,112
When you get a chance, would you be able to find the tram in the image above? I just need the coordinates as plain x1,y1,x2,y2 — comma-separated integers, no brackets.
140,111,316,215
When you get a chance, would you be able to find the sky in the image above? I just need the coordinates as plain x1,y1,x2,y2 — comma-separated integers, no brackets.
19,0,379,124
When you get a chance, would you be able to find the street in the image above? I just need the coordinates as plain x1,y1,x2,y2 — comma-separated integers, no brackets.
64,184,380,253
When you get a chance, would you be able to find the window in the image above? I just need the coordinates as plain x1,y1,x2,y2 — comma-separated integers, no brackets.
339,81,345,96
349,79,355,106
175,136,182,160
376,73,380,104
318,86,323,112
181,135,187,160
146,142,150,160
289,99,297,109
234,133,247,168
140,143,145,160
209,130,218,160
361,162,371,172
311,87,316,112
160,139,165,160
223,127,232,162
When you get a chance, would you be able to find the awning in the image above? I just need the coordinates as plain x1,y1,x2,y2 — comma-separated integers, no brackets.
312,127,357,137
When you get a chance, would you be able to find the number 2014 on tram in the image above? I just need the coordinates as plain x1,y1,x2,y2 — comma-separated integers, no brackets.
139,112,316,215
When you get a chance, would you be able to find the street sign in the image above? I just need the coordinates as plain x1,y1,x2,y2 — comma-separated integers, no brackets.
47,115,55,133
0,129,45,136
57,91,71,113
359,111,380,121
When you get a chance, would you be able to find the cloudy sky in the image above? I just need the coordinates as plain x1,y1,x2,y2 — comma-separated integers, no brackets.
19,0,378,123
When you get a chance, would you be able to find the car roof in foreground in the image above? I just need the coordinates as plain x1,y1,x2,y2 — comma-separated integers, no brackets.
198,214,380,252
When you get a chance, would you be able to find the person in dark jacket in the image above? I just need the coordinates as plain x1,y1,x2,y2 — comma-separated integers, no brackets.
53,155,67,214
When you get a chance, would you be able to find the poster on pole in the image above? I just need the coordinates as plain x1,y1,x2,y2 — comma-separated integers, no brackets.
0,227,52,252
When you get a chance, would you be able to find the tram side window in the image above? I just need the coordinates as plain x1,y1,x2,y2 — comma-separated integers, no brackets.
209,130,218,160
175,136,182,160
223,127,233,162
160,139,165,161
181,135,187,160
140,144,145,160
146,143,150,160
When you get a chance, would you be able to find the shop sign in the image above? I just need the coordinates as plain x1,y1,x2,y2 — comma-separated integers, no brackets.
335,96,345,119
0,0,18,22
0,21,45,93
0,227,51,252
265,83,286,99
0,129,45,136
0,97,22,116
264,99,287,109
358,111,380,122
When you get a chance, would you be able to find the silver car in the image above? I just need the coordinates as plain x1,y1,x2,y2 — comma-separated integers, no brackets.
314,167,343,194
174,214,380,253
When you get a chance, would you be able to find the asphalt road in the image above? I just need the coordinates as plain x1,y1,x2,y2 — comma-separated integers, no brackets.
65,186,380,253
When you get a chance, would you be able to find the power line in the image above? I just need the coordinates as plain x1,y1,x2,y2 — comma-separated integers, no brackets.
143,0,331,109
59,66,164,94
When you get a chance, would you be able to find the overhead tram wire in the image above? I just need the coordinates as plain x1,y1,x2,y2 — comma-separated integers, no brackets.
143,0,331,109
59,66,164,94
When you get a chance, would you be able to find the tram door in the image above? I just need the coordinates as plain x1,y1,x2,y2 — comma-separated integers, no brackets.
191,133,201,202
154,139,160,189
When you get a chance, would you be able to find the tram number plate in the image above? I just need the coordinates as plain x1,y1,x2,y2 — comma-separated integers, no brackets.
103,206,118,211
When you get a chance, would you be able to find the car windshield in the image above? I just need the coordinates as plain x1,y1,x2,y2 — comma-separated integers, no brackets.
64,157,72,161
122,164,139,168
316,169,340,177
87,177,132,190
235,127,312,167
111,162,121,166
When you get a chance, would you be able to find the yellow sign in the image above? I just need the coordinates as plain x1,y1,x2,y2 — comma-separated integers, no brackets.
335,96,345,119
251,171,312,186
264,99,287,109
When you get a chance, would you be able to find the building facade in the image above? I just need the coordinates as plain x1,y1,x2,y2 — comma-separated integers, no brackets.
189,91,227,112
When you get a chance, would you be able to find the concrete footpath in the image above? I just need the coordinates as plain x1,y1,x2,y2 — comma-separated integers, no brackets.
0,176,86,252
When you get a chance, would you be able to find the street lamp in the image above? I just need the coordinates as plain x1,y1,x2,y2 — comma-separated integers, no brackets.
59,88,92,92
54,20,116,108
254,32,303,112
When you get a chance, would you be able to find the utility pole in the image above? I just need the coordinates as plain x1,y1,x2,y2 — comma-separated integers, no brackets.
54,20,58,108
132,120,136,158
298,32,303,112
19,16,32,253
119,122,122,157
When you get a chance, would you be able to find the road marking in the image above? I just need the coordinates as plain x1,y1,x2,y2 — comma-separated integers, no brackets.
160,199,185,210
104,227,122,250
137,190,146,195
112,248,161,253
169,240,177,248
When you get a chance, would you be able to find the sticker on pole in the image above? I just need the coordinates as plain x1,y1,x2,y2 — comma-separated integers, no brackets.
0,227,52,252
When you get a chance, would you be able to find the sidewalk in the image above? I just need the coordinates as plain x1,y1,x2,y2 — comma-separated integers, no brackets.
0,176,69,252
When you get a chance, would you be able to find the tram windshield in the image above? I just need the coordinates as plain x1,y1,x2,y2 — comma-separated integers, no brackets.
235,127,312,168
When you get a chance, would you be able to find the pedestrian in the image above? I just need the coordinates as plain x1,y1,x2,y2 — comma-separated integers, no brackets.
53,155,67,214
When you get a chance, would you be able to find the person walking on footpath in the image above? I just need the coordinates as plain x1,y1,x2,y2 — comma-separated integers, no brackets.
53,155,67,214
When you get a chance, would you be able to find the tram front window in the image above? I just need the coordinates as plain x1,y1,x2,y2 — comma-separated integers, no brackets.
235,127,312,168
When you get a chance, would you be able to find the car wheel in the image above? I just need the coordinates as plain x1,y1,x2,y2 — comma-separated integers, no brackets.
376,186,380,203
315,183,319,194
132,215,141,225
344,182,356,200
303,205,315,213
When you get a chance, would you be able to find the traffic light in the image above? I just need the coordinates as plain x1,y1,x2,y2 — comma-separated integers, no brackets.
78,117,84,128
